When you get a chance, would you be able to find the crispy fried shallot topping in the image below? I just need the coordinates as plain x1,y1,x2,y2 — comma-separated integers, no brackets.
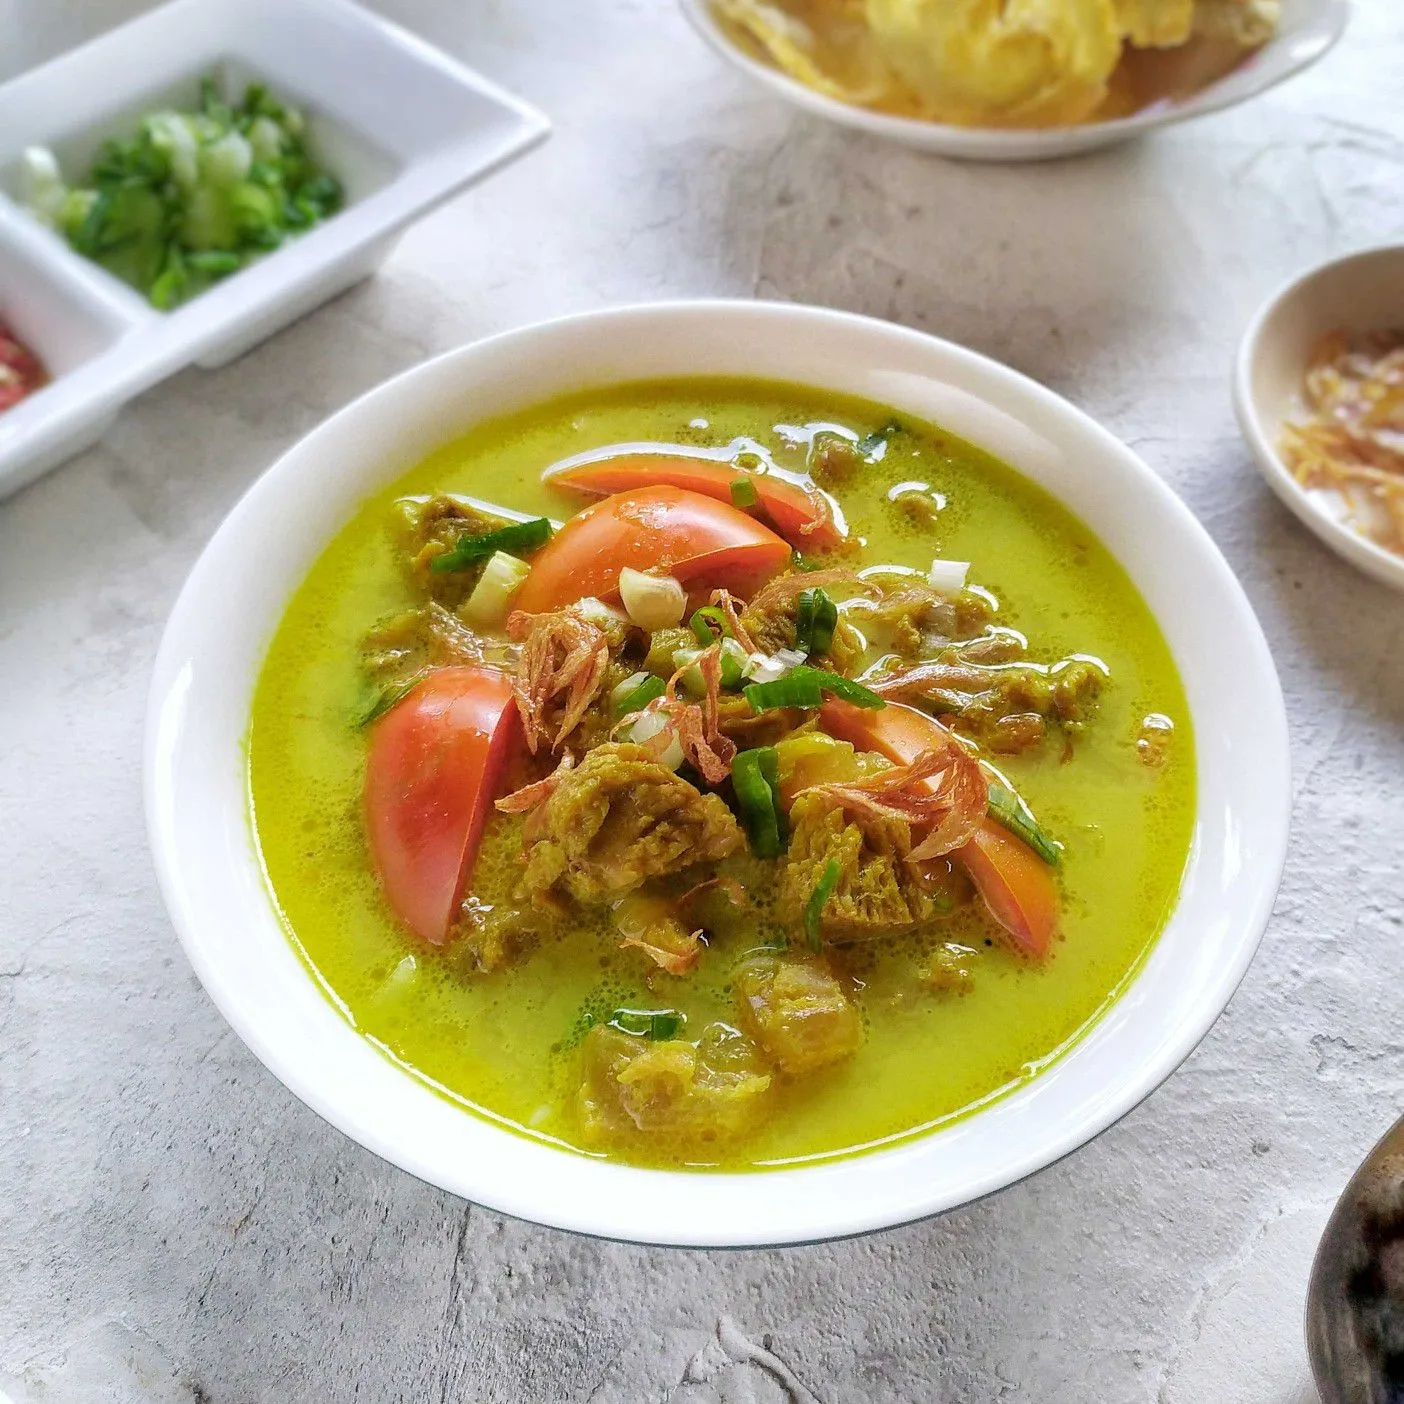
1280,329,1404,555
508,607,611,753
799,743,988,864
677,874,750,917
744,568,875,618
709,588,757,654
660,642,737,785
867,659,997,700
495,752,577,841
495,752,576,814
619,925,705,976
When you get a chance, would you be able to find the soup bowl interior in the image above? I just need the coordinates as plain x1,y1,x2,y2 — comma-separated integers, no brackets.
678,0,1349,162
146,301,1289,1246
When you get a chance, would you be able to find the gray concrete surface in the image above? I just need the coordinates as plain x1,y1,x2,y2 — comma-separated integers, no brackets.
2,2,1402,1400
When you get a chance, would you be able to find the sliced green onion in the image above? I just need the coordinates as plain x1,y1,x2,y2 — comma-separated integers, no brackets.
689,605,730,647
743,665,885,714
718,638,748,689
612,672,666,717
986,781,1062,866
185,248,241,274
732,746,785,859
429,517,551,573
357,675,422,728
22,78,340,310
461,551,531,626
628,709,684,770
794,587,838,656
671,648,706,697
608,1008,684,1040
619,566,686,630
855,420,903,458
730,477,759,508
804,859,842,952
674,643,746,693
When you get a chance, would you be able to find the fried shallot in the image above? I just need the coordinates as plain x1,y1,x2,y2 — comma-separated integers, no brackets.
709,588,758,654
660,642,737,785
798,743,987,864
508,607,612,753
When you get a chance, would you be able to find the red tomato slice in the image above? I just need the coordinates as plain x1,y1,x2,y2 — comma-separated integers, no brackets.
819,698,1057,958
364,666,521,944
512,485,791,614
956,821,1057,960
547,454,844,550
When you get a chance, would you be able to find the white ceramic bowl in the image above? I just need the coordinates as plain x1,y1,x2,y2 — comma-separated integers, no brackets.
679,0,1349,162
146,301,1290,1246
1234,244,1404,593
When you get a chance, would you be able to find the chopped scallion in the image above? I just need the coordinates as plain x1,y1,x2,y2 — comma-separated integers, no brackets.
855,420,903,459
731,746,786,859
674,641,746,691
718,639,748,689
612,672,666,717
986,781,1062,866
357,675,421,728
804,859,842,951
429,517,552,574
730,477,759,508
689,605,730,647
461,550,531,626
608,1008,684,1040
794,587,838,656
743,665,885,714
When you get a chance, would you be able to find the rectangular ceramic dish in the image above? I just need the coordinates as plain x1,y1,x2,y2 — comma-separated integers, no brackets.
0,0,550,499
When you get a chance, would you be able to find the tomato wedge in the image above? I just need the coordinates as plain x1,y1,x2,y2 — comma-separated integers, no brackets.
956,822,1057,960
364,666,521,944
546,454,845,550
819,698,1058,958
512,485,791,614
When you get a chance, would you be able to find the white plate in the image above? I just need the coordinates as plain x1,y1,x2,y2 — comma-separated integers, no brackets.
146,300,1291,1247
1235,244,1404,593
679,0,1349,162
0,0,549,499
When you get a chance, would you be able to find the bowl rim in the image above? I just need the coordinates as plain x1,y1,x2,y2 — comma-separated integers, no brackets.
677,0,1351,159
145,298,1291,1246
1233,242,1404,594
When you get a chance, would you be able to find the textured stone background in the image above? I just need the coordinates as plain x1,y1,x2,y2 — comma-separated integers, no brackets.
2,3,1402,1401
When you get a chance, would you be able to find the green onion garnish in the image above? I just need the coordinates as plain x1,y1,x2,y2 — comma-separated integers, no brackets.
357,675,421,728
794,587,838,656
689,605,730,647
855,420,903,459
613,673,666,718
608,1008,684,1040
429,517,552,574
986,781,1062,866
804,859,842,952
730,477,760,509
743,666,885,714
21,78,344,310
185,249,242,274
731,746,786,859
718,641,746,689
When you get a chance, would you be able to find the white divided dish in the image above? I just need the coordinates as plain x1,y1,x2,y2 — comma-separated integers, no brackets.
147,301,1292,1247
679,0,1350,162
0,0,549,499
1235,243,1404,593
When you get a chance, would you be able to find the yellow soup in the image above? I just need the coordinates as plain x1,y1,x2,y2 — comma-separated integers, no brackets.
248,379,1195,1170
